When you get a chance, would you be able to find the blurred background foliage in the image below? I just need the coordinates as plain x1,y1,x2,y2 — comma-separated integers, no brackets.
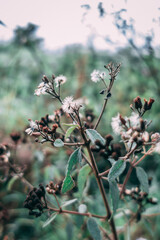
0,7,160,240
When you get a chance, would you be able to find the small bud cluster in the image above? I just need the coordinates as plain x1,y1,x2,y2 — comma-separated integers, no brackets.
132,96,155,116
124,183,158,221
91,135,122,160
111,109,151,150
25,115,64,145
121,118,150,147
104,62,121,81
46,181,62,195
84,109,95,129
23,184,46,217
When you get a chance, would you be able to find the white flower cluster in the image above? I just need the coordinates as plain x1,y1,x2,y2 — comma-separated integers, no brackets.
54,75,67,87
111,113,123,135
34,82,50,96
62,96,82,114
25,120,39,135
90,70,106,83
129,113,140,127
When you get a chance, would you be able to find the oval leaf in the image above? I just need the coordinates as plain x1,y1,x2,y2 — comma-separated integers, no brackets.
61,175,75,194
87,218,102,240
54,139,64,147
66,148,81,175
65,126,77,139
86,129,105,145
108,159,126,182
43,213,57,228
136,167,149,193
78,164,91,199
109,180,119,213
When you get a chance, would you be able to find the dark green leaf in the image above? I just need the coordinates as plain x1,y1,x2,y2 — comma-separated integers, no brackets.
108,159,126,182
87,218,102,240
86,129,105,145
66,148,81,175
136,167,149,193
109,180,119,213
78,148,82,165
54,138,64,147
61,175,75,194
78,164,91,199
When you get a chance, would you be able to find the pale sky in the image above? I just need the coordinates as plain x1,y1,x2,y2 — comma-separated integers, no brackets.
0,0,160,50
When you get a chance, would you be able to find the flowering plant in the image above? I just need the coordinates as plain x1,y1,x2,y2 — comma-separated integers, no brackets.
2,62,159,239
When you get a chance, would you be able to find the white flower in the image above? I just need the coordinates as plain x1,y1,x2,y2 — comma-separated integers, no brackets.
62,96,82,114
111,113,123,135
151,132,160,154
142,131,149,142
151,132,160,142
55,75,67,87
154,142,160,154
25,120,38,135
99,72,106,79
48,114,55,122
62,96,75,114
90,70,106,83
129,112,140,126
34,82,48,96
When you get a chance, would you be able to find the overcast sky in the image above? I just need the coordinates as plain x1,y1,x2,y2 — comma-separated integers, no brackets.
0,0,160,50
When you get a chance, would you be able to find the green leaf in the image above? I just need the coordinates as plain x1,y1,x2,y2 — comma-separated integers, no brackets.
43,213,57,228
63,123,79,127
61,175,75,194
66,148,81,175
54,138,64,147
108,159,126,182
78,164,91,199
65,126,77,139
86,129,105,145
87,218,102,240
61,148,82,194
78,148,82,165
109,180,119,213
61,198,77,208
7,175,19,191
136,167,149,193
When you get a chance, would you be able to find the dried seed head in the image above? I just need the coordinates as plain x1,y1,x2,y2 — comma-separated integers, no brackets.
133,96,142,109
147,98,155,110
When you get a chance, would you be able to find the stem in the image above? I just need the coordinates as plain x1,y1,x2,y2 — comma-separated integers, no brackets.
120,164,133,198
94,99,108,130
120,147,153,197
53,193,61,210
80,129,118,240
99,168,110,177
64,142,84,146
133,148,153,167
48,207,106,219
